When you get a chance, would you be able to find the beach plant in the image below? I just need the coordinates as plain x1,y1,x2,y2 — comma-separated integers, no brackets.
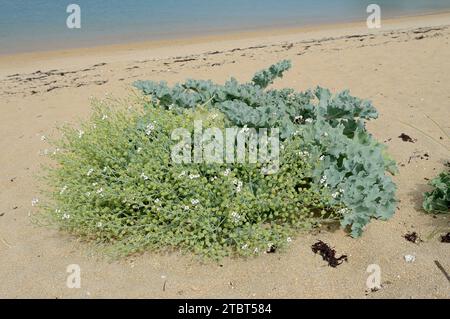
40,60,397,259
134,60,397,237
41,100,340,258
423,164,450,214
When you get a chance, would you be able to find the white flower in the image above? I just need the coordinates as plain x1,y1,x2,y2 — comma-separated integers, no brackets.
178,171,186,178
241,244,248,250
223,168,231,176
287,237,292,243
305,118,313,124
339,189,345,194
331,192,340,199
145,123,155,136
86,192,91,197
154,198,161,204
210,176,218,182
191,199,199,205
233,179,243,193
319,155,325,161
101,114,108,120
96,188,103,194
319,175,327,185
55,209,61,214
62,213,70,220
298,151,310,157
40,135,46,141
102,166,107,172
78,130,84,138
230,211,241,223
87,168,94,176
97,222,103,228
141,173,149,180
60,186,67,195
31,198,39,206
183,206,190,211
189,174,200,179
295,115,303,121
137,147,142,153
254,247,259,254
323,132,329,137
338,208,350,215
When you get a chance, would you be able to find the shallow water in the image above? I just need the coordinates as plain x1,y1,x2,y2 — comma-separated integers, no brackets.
1,0,450,54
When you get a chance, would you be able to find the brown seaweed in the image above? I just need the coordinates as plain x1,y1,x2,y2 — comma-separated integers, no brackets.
311,241,348,268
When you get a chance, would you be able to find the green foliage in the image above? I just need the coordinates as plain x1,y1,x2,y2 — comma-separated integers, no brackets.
134,60,397,237
42,101,339,259
251,59,292,88
292,120,397,237
423,166,450,214
40,61,397,260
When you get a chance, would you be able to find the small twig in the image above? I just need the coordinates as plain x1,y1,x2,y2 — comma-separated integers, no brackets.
163,280,167,292
434,260,450,283
0,237,12,248
425,114,450,140
399,120,450,152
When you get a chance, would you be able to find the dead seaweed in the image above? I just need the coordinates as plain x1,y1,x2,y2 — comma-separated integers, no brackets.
311,241,348,268
440,232,450,243
266,245,277,254
404,231,421,244
399,133,416,143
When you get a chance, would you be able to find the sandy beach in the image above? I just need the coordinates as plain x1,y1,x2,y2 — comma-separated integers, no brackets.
0,12,449,298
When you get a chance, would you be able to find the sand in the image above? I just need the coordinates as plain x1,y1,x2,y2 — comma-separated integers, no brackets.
0,13,449,299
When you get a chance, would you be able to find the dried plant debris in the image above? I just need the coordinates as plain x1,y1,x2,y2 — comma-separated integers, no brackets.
407,152,429,164
266,245,277,254
434,260,450,283
311,241,348,268
441,232,450,243
404,231,421,244
399,133,416,143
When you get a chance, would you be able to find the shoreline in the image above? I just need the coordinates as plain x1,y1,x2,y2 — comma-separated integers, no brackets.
2,9,450,57
1,11,450,75
0,8,450,57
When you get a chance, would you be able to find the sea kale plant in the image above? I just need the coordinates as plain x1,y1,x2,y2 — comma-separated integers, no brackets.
134,60,397,237
423,164,450,214
41,60,397,259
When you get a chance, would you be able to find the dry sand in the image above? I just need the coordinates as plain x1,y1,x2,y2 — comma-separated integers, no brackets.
0,13,449,298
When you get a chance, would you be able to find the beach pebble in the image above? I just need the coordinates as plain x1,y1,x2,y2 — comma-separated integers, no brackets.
404,254,416,263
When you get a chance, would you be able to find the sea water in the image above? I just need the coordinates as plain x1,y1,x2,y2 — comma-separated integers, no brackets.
1,0,450,54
